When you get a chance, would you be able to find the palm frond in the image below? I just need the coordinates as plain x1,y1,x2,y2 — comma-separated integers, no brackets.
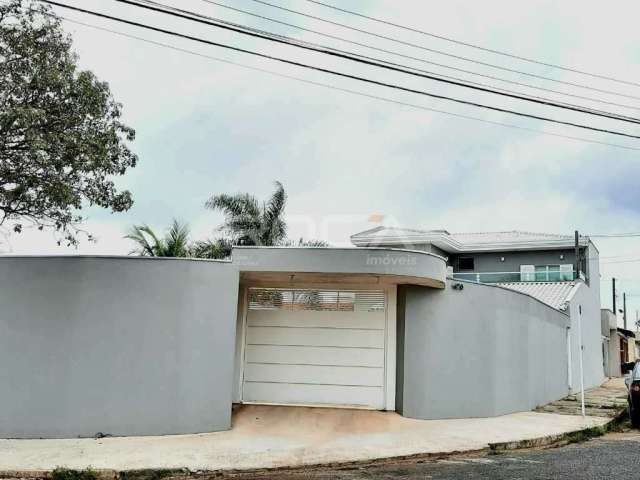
261,181,287,245
162,219,190,257
206,193,261,219
205,181,289,247
124,224,162,256
190,238,232,259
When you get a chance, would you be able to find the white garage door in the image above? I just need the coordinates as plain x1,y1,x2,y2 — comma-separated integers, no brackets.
242,288,387,409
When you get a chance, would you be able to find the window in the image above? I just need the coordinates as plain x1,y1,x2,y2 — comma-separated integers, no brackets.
247,288,385,312
521,264,574,282
458,257,475,271
535,265,560,282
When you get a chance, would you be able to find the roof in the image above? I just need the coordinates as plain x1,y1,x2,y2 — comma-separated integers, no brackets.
449,231,576,244
617,328,636,339
351,226,590,253
495,282,577,311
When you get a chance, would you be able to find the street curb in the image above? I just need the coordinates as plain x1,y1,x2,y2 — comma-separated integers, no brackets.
489,407,628,453
0,410,629,479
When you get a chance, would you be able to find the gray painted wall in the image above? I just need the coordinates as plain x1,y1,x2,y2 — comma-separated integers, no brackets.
450,249,577,274
398,280,570,419
0,257,238,438
365,243,592,283
567,284,605,391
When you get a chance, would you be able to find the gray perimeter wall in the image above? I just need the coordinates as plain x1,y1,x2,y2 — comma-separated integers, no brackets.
567,282,605,391
397,280,570,419
0,257,238,438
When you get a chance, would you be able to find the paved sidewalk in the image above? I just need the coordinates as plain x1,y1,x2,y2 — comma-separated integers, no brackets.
536,378,628,417
0,405,609,473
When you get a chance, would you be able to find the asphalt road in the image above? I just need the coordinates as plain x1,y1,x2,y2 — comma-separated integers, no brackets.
239,430,640,480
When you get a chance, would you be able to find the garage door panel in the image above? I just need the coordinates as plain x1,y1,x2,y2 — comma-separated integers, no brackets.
246,326,384,349
244,363,384,386
243,288,387,409
245,345,385,367
247,309,385,330
243,382,384,408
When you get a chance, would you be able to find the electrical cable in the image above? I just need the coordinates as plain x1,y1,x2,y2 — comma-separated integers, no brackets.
304,0,640,89
40,1,640,139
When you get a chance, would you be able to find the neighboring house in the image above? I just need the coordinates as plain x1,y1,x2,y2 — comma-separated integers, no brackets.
618,327,637,373
601,308,639,377
351,227,604,393
0,230,599,439
602,308,619,377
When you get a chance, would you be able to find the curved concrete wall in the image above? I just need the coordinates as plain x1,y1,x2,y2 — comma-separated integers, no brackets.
0,257,238,438
233,247,447,287
397,280,571,420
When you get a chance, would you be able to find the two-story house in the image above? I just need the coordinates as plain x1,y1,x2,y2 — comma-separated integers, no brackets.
351,227,604,391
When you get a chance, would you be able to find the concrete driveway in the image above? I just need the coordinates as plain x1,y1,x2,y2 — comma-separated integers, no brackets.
0,405,608,473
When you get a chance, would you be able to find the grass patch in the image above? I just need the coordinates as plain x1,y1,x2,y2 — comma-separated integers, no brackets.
118,469,182,480
564,426,606,445
51,467,98,480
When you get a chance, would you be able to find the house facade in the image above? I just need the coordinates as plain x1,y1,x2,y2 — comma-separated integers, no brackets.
0,228,603,439
351,227,604,393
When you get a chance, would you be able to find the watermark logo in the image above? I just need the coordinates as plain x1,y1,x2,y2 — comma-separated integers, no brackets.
366,253,417,267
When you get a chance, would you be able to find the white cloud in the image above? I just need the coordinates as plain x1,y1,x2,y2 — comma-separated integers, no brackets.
8,0,640,310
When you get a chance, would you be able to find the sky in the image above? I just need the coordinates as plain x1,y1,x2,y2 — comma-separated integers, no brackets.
4,0,640,319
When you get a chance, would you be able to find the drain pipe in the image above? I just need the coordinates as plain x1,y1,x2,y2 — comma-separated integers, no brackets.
578,304,586,418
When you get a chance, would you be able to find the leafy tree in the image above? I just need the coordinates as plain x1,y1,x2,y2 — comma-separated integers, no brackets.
0,1,137,245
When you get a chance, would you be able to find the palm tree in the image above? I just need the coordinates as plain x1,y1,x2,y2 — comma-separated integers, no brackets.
206,181,287,246
206,181,330,248
125,220,232,259
125,219,191,257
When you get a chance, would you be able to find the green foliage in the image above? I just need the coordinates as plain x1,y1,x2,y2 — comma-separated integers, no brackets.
127,182,328,259
0,1,137,245
206,180,287,246
206,181,327,247
117,469,178,480
125,219,231,259
51,466,98,480
190,237,232,259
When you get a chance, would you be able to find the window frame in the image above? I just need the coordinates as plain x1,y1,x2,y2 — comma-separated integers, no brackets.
458,256,475,271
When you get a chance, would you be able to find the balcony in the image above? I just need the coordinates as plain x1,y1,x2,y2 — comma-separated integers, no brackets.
451,269,576,284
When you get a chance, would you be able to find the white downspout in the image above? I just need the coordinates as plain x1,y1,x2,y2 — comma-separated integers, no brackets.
578,304,586,418
566,327,572,391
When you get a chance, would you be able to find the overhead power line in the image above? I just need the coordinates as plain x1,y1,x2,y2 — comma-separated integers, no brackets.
201,0,640,114
602,258,640,265
590,232,640,238
41,0,640,140
55,14,640,153
112,0,640,126
305,0,640,89
143,0,640,124
250,0,640,102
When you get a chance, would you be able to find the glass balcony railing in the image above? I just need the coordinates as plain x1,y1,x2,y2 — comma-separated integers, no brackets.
451,270,577,284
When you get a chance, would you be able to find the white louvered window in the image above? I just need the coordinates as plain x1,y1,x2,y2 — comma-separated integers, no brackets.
248,288,385,312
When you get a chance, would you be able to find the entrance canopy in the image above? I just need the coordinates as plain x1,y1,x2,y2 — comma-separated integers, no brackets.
233,246,447,288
